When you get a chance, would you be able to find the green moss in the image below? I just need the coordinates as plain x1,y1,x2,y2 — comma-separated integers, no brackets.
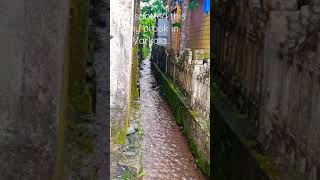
53,0,92,179
190,110,199,118
112,45,140,145
111,116,129,145
131,46,140,102
213,81,282,180
188,138,210,176
241,138,280,179
68,0,89,83
71,83,92,113
252,152,281,180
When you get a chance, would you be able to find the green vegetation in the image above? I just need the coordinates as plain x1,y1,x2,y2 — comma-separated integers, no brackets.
141,47,150,60
131,46,140,102
111,113,130,144
188,0,199,11
139,17,155,46
188,138,210,176
140,0,166,16
138,170,145,177
139,0,166,56
122,170,134,180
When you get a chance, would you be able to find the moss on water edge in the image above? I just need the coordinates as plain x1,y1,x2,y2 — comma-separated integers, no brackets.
188,138,211,176
152,63,210,176
213,81,282,180
252,152,281,180
111,113,130,144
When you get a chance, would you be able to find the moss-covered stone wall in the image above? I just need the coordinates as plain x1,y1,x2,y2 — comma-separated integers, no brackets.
151,63,210,176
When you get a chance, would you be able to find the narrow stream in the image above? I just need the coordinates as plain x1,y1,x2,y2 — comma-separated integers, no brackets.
140,58,206,179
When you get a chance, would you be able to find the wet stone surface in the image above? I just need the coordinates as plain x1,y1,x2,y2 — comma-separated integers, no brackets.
140,58,206,180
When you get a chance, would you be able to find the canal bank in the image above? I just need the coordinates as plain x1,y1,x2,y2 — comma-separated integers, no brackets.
140,58,206,179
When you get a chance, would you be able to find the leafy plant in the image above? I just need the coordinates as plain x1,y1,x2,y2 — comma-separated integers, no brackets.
138,170,145,177
137,126,144,136
139,0,166,49
151,0,166,14
122,170,134,180
141,47,150,59
141,6,153,16
188,0,198,10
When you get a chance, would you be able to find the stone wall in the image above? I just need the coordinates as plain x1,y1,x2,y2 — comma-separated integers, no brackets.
151,61,210,176
214,0,320,179
0,1,69,179
152,45,210,117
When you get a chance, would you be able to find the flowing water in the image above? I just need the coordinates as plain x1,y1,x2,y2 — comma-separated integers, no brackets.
140,58,206,180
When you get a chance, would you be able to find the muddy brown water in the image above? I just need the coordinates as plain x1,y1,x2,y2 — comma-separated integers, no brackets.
140,59,206,180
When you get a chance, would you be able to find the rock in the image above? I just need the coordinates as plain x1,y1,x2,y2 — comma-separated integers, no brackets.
127,126,138,135
124,151,136,156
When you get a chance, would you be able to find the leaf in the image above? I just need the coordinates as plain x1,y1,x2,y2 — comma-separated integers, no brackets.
138,170,145,177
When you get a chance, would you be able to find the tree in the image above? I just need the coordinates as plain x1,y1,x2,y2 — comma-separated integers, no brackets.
139,0,166,47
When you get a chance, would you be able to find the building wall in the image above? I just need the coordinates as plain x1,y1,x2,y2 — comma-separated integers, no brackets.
110,0,134,139
0,0,69,179
166,0,210,116
214,0,320,179
185,0,210,58
169,3,181,54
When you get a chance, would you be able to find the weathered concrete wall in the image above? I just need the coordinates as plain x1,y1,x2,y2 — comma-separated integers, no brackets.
214,0,320,179
152,45,210,117
213,98,271,180
90,0,110,179
151,62,210,176
0,0,69,179
110,0,142,178
110,0,134,140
